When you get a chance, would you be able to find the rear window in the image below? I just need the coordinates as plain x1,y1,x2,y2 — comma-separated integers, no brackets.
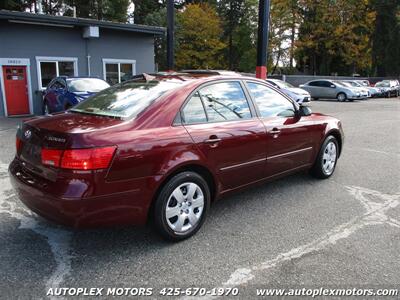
67,78,110,93
70,79,182,119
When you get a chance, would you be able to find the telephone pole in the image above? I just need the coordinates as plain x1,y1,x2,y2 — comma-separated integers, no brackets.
256,0,271,79
166,0,175,71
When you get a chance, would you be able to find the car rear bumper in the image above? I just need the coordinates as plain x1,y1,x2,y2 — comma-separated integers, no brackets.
9,158,157,228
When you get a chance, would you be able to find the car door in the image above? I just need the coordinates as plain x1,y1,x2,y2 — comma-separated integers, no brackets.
181,81,268,190
321,80,337,99
245,81,319,177
305,81,321,98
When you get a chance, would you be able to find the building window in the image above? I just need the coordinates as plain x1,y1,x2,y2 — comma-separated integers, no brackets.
36,57,78,89
103,59,136,85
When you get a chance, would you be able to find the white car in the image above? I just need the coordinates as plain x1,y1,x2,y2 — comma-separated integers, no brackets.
338,81,370,99
265,79,311,103
343,80,380,98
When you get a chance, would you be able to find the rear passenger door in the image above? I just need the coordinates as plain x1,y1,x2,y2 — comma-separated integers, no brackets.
181,81,268,190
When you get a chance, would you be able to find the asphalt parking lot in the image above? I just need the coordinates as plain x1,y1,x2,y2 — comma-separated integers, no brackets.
0,97,399,299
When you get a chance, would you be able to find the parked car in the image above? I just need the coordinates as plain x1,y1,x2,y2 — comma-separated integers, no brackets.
10,74,344,241
181,69,241,76
356,80,371,87
338,81,370,99
43,77,110,114
265,79,311,103
343,80,380,97
394,80,400,96
375,80,398,98
300,79,364,101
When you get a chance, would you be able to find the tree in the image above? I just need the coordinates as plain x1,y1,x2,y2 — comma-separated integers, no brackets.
295,0,375,76
0,0,31,11
371,0,400,76
175,3,226,69
132,0,163,24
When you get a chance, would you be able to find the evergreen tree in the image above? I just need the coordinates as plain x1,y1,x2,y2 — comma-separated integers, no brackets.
371,0,400,76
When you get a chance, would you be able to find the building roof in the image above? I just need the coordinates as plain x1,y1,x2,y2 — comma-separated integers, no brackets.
0,10,165,35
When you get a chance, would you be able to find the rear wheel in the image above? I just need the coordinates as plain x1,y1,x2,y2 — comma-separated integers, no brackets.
153,171,210,241
311,135,339,179
337,93,347,102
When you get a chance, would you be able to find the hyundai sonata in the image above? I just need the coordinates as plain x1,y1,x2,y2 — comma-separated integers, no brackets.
10,73,344,241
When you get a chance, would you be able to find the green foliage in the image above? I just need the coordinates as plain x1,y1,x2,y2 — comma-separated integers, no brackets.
371,0,400,76
0,0,30,11
2,0,399,76
144,7,181,71
295,0,377,76
175,3,226,69
217,0,258,72
132,0,163,24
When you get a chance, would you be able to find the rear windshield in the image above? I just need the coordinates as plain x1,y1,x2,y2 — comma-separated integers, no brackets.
70,79,182,119
67,78,110,93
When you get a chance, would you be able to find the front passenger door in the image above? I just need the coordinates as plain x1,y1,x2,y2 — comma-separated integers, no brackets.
246,82,319,178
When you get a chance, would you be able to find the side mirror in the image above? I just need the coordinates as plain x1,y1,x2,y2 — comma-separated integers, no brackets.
299,105,312,117
330,84,336,88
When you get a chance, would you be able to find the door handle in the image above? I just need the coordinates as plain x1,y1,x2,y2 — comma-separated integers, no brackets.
204,135,221,144
270,128,281,134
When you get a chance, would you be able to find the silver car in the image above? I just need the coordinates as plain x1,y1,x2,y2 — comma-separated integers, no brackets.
343,80,380,98
300,79,364,101
338,81,370,98
265,79,311,103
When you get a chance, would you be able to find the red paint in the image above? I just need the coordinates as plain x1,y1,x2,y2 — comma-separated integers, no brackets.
255,66,267,79
9,75,344,228
2,66,30,115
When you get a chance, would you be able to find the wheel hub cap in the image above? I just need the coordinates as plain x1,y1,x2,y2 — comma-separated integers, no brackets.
322,141,337,175
165,182,204,233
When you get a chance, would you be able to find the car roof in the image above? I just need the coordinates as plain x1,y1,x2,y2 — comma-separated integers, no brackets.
180,69,241,76
121,72,263,86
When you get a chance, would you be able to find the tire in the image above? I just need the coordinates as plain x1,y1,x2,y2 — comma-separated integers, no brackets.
337,92,347,102
310,135,339,179
153,171,210,241
43,101,50,115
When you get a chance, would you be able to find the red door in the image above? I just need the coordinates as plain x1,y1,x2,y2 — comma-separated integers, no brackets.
3,66,30,116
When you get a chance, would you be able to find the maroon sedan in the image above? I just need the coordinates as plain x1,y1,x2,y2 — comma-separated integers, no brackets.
9,73,344,241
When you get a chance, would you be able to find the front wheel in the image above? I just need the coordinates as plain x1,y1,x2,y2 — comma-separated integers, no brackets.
337,93,347,102
153,172,210,241
311,135,339,179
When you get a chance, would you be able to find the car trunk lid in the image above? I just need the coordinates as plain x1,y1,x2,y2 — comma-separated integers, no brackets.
17,112,123,181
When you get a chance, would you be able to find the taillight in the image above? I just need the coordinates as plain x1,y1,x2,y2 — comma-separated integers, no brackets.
41,149,62,167
60,146,116,170
16,137,23,154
